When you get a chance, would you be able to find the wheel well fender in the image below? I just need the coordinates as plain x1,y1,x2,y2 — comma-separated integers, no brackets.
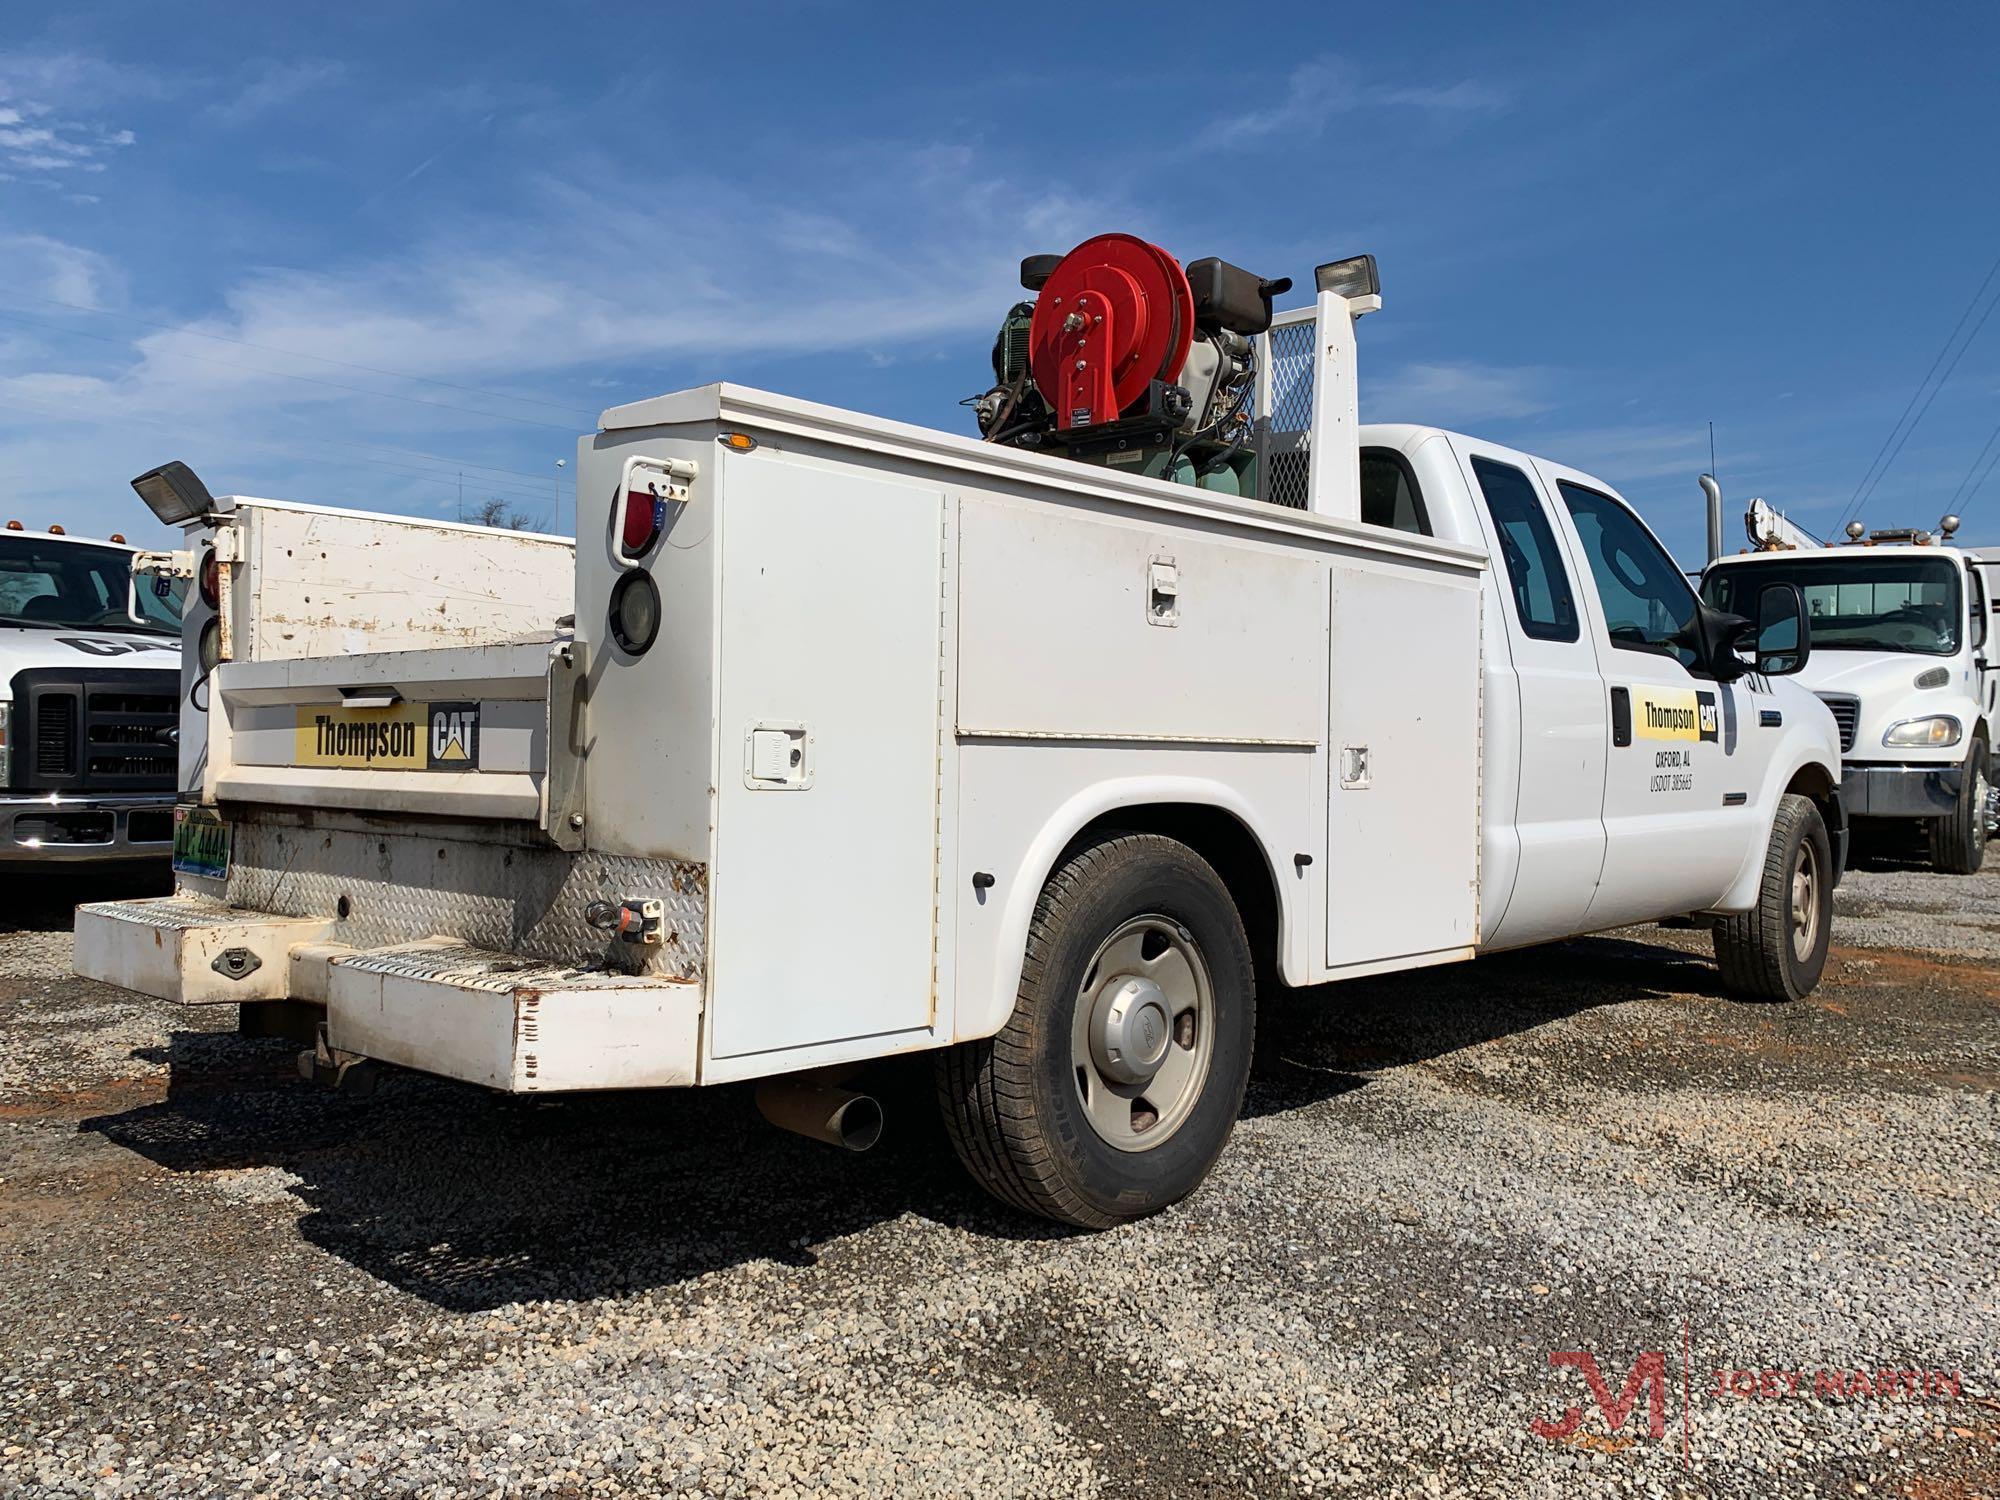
958,778,1299,1044
1716,750,1843,911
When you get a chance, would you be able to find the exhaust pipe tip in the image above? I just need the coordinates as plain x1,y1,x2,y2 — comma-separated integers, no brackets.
756,1079,883,1153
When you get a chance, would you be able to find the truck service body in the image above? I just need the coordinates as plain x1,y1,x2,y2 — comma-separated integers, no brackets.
1703,520,2000,874
0,527,182,862
75,242,1843,1224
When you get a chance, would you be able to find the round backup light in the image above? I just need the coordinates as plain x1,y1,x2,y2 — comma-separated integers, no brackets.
197,618,223,674
199,547,221,609
609,570,661,656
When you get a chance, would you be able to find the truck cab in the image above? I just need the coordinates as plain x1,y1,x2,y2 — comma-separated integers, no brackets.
1702,527,1998,872
0,525,183,864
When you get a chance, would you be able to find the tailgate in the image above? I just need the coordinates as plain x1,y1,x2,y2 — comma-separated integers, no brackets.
209,640,558,820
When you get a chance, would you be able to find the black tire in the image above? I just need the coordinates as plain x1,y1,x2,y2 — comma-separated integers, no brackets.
935,834,1255,1228
1713,793,1832,1002
1926,739,1988,875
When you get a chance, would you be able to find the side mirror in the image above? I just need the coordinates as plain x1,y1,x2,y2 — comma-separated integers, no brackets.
1685,599,1753,682
1737,581,1811,677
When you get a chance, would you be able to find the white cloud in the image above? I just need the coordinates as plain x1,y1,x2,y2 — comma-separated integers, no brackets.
0,53,140,177
1363,361,1555,424
0,233,124,308
0,143,1130,540
1206,55,1508,148
1520,423,1721,483
207,59,346,125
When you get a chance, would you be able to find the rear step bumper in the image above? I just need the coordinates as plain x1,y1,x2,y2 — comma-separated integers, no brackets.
75,897,700,1092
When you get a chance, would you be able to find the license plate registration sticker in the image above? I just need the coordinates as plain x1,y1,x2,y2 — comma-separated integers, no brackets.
172,805,230,880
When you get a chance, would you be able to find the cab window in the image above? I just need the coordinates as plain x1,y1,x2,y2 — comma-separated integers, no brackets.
1359,448,1429,535
1471,457,1578,641
1558,481,1699,670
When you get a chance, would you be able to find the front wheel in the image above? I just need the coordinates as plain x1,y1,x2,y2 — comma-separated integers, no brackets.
1927,739,1989,875
935,834,1255,1228
1713,793,1832,1002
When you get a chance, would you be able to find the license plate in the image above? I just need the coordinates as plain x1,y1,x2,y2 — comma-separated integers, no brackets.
172,805,230,880
292,702,481,770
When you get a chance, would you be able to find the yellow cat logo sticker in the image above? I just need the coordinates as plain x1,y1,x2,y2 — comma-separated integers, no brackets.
1636,689,1719,743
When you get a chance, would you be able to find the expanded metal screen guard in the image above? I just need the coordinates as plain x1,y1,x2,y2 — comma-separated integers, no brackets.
1254,308,1317,509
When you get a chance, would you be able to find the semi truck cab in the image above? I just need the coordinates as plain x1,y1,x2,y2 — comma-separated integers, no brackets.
1703,527,1998,873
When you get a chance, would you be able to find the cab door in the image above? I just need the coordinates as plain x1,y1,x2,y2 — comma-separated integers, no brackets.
1448,439,1607,947
1535,464,1772,926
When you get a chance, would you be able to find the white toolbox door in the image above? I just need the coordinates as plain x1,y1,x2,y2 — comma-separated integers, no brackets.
708,456,946,1059
1324,562,1482,969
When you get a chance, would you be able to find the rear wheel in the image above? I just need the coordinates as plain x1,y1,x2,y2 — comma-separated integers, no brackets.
1713,793,1832,1002
1927,739,1989,875
936,834,1255,1228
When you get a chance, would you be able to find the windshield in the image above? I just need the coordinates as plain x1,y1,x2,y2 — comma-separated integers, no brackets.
1703,555,1960,656
0,537,183,634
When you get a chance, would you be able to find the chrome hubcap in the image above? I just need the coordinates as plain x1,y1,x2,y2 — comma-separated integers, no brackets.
1070,916,1214,1153
1790,840,1820,961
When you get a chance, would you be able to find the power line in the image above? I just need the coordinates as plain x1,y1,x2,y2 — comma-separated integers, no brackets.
10,292,598,419
0,308,583,433
1837,248,2000,531
1947,418,2000,514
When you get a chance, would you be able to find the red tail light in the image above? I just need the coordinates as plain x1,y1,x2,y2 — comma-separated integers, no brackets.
199,548,220,609
622,488,665,555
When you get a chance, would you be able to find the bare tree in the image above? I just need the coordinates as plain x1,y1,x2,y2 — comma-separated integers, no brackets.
470,498,542,531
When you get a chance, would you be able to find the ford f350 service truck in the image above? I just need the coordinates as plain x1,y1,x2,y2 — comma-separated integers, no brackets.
75,237,1843,1228
1702,505,1999,874
0,524,183,863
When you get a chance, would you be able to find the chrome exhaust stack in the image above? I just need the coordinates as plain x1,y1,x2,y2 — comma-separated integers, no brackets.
755,1078,884,1152
1699,473,1724,565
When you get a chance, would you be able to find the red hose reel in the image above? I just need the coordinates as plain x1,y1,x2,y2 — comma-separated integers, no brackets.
1027,234,1194,430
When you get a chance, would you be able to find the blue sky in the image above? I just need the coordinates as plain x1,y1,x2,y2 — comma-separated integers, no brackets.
3,2,1998,563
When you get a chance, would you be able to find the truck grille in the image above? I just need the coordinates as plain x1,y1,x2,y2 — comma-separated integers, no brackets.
1816,692,1859,753
10,668,178,793
35,694,77,776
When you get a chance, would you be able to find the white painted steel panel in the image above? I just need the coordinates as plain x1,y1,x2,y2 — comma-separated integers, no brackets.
956,496,1324,744
233,501,572,661
1323,564,1482,968
1446,436,1607,949
73,896,338,1004
572,430,720,864
951,741,1320,1042
707,453,945,1059
325,942,699,1091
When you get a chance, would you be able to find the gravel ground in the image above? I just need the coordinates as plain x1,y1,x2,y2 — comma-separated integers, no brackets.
1,851,1995,1498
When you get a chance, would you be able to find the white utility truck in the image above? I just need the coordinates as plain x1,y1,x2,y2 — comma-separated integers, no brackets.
0,523,183,863
1701,502,1999,873
76,238,1842,1227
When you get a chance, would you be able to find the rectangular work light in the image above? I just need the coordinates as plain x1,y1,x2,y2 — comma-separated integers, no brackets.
130,461,216,527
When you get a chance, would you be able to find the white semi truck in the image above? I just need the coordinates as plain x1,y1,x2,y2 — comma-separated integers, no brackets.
1701,504,2000,873
75,238,1843,1227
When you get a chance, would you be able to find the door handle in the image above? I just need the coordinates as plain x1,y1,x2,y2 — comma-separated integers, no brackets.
1610,686,1631,747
